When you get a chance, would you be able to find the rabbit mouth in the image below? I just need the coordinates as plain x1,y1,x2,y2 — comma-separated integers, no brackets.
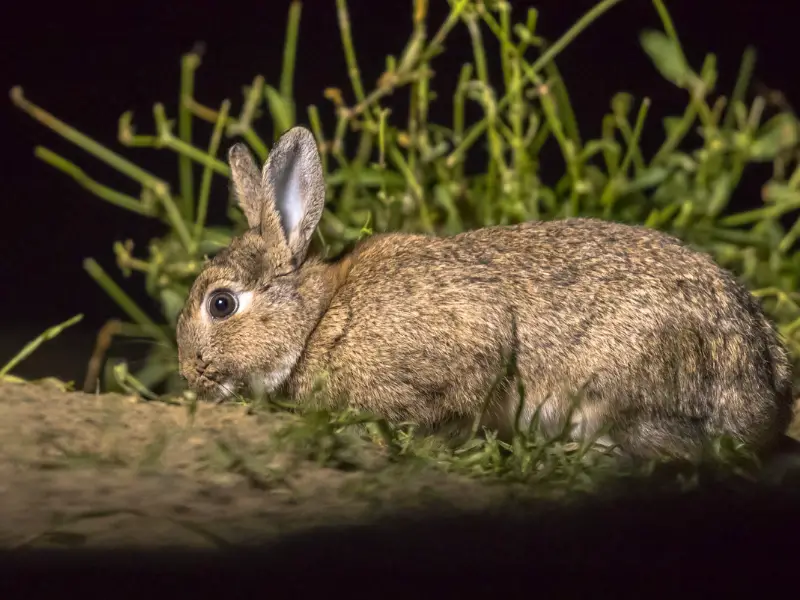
188,376,240,404
184,355,293,402
204,378,240,403
185,355,241,402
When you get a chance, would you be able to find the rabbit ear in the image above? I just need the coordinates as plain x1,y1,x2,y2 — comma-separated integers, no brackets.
261,127,326,268
228,143,265,229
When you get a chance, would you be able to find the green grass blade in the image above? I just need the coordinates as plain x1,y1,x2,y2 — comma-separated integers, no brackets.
0,314,84,378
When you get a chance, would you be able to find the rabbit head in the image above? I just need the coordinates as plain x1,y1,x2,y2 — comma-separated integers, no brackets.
176,127,330,401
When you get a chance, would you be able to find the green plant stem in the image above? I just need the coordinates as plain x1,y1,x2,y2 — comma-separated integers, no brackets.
518,0,623,96
422,0,469,63
184,97,268,160
227,75,265,139
336,0,368,106
448,0,624,163
152,187,193,251
620,97,651,175
600,98,651,211
179,51,202,220
0,314,84,378
388,144,431,232
464,11,507,208
342,0,469,121
11,87,170,193
652,0,682,48
720,196,800,227
723,46,756,130
13,91,191,249
651,101,698,165
280,2,302,104
193,100,231,249
788,165,800,190
119,106,231,178
155,104,231,176
541,61,582,149
34,147,155,216
306,105,329,174
83,259,173,347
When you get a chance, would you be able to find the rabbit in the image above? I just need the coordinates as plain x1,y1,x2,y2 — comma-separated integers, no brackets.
176,125,796,461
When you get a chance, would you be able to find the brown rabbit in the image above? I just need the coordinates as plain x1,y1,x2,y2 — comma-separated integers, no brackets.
176,126,795,460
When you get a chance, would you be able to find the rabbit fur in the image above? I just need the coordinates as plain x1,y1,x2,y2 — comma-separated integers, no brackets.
176,126,795,460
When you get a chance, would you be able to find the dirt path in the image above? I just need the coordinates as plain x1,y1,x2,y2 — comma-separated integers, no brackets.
0,380,537,549
2,380,798,550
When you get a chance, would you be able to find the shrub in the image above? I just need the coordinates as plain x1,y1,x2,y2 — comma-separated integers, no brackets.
11,0,800,398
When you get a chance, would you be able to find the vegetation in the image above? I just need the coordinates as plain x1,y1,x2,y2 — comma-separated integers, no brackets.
8,0,800,491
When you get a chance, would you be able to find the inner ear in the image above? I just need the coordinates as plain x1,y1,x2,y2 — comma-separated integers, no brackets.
274,159,304,242
261,127,326,267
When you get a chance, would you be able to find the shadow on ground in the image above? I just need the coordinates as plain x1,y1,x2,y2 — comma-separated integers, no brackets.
3,482,800,595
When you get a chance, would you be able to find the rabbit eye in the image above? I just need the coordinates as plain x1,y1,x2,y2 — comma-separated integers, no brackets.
207,290,239,320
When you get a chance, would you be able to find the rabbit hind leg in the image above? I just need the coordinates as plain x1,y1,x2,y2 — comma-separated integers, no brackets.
607,414,709,461
504,386,617,448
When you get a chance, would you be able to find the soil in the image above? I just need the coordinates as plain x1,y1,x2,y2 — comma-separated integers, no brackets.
0,380,531,549
1,379,799,551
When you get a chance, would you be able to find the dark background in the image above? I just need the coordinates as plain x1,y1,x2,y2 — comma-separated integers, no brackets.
1,0,797,383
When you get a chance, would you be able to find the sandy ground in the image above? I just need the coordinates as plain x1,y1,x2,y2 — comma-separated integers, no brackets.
0,380,534,549
1,377,799,551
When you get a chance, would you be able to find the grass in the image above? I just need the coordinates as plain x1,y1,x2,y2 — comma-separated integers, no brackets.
7,0,800,493
0,314,84,389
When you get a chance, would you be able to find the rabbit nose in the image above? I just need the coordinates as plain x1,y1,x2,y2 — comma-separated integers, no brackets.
194,352,210,375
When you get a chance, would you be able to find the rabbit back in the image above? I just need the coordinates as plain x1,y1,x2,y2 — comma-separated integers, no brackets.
286,218,793,458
